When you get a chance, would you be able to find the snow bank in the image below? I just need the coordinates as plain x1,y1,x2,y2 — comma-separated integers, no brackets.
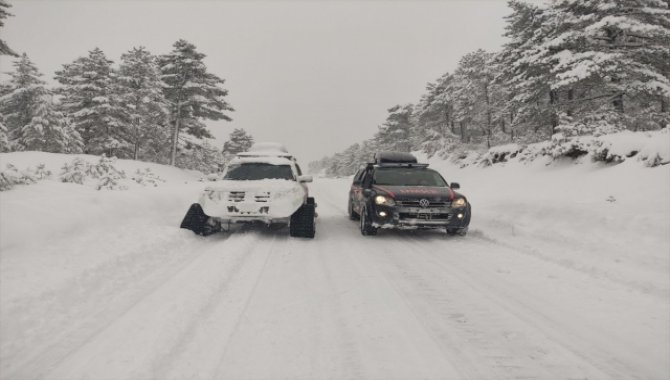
0,152,205,252
454,129,669,168
421,151,670,297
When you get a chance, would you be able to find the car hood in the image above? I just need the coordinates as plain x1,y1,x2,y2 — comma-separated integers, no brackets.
372,185,457,202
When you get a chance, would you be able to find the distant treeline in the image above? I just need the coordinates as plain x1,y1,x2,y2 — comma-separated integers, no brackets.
310,0,670,176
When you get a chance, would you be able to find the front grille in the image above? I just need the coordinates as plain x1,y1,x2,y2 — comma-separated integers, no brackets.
228,191,245,202
396,200,451,208
254,192,271,203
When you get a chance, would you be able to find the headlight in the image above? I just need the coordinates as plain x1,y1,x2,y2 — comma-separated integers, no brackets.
452,198,467,208
374,195,395,206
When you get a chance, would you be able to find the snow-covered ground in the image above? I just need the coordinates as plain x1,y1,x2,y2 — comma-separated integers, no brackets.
1,151,668,380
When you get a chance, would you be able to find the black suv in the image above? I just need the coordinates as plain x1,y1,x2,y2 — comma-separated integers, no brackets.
348,152,471,236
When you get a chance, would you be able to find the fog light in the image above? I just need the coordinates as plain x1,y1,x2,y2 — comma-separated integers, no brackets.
457,213,464,219
378,211,387,217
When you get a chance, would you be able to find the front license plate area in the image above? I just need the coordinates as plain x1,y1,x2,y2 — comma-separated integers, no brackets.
417,213,431,220
403,207,444,214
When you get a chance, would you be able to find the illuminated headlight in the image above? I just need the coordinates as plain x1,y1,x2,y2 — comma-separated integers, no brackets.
374,195,395,206
452,198,467,208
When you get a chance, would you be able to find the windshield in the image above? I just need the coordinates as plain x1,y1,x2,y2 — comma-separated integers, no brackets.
373,168,447,187
224,163,294,181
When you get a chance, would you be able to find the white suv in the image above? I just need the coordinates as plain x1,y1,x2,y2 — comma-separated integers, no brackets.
180,143,316,238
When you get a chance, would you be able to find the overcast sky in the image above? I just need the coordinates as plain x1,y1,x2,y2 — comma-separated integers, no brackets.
0,0,540,163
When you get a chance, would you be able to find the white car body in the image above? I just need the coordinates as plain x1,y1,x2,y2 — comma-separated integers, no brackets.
198,146,311,225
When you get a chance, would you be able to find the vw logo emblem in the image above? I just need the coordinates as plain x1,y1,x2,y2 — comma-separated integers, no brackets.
419,199,430,208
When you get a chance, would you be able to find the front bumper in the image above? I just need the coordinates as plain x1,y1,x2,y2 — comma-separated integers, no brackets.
369,202,471,230
198,188,304,224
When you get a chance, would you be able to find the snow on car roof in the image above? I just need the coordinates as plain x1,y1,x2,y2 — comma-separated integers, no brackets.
229,155,294,166
248,142,289,153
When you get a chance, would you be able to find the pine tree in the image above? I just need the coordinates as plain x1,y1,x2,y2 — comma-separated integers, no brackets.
0,53,48,143
376,104,415,152
55,48,129,156
414,74,461,154
177,139,224,173
532,0,670,131
0,115,9,152
0,0,17,57
158,39,234,166
222,128,254,158
19,96,83,153
497,0,555,140
117,47,170,161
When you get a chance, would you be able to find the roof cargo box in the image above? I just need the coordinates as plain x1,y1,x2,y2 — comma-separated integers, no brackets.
374,152,418,164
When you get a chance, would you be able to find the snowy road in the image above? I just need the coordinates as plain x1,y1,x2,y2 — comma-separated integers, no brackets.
1,176,668,380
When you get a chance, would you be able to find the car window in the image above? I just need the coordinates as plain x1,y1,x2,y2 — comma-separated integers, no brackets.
224,163,295,180
373,168,447,187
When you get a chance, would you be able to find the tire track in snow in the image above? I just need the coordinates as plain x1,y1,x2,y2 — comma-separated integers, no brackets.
1,227,227,379
385,233,661,379
150,233,273,378
210,233,278,379
41,232,265,380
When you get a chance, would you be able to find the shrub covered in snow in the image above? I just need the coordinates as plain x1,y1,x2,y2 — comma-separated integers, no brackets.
131,168,165,187
92,156,127,190
60,157,91,184
449,129,669,168
59,155,128,189
29,163,52,180
0,164,38,191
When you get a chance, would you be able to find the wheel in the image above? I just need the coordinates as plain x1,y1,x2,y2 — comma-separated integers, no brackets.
290,203,316,238
348,199,359,220
359,206,378,236
180,203,210,235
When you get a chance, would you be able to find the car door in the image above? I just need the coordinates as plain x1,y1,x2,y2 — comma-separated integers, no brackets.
349,169,364,213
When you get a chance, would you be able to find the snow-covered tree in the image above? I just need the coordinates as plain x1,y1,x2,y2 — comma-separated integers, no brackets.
18,96,83,152
497,0,556,140
0,0,17,57
414,74,463,154
0,53,48,142
158,39,234,166
529,0,670,131
0,115,10,152
117,47,170,161
93,155,127,190
55,48,129,156
60,157,90,184
177,139,224,174
222,128,254,158
376,104,415,152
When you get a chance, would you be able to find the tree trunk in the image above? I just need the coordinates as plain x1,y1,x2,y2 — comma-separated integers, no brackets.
169,102,182,166
549,90,559,135
567,89,574,117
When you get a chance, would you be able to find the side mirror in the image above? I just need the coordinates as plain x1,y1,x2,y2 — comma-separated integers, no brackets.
450,182,460,190
363,189,373,198
298,175,313,183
